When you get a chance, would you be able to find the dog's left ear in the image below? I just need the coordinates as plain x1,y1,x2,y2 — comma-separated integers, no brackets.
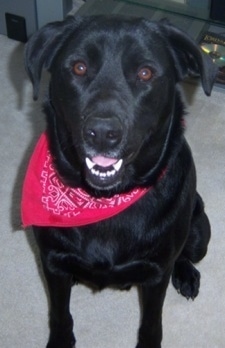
25,16,82,100
161,22,218,96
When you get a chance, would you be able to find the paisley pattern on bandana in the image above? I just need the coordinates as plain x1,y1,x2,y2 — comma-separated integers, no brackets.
21,133,150,228
40,150,145,217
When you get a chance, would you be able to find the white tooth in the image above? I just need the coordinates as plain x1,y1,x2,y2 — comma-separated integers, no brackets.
86,157,95,169
111,170,116,176
100,172,106,178
113,159,123,172
91,168,99,176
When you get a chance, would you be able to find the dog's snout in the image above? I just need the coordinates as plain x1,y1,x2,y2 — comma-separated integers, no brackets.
83,116,123,151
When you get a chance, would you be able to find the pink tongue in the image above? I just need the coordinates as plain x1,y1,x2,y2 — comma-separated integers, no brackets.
92,156,118,168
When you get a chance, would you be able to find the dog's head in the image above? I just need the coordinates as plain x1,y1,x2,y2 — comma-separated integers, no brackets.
25,16,217,194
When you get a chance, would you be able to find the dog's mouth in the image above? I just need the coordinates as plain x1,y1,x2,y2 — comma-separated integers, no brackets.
85,155,124,189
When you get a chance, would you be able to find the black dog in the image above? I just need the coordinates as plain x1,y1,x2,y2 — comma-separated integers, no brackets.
23,15,217,348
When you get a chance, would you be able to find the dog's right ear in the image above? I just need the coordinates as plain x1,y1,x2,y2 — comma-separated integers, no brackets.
25,16,81,100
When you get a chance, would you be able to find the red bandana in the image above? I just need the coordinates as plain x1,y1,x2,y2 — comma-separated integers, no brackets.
21,133,150,228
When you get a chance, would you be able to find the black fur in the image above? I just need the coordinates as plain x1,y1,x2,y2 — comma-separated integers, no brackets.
25,15,217,348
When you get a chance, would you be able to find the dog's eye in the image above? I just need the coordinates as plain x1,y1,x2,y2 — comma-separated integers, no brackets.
73,62,87,76
137,67,152,82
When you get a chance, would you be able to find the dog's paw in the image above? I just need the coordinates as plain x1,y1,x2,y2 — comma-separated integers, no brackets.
47,343,75,348
47,336,75,348
136,343,161,348
172,259,200,300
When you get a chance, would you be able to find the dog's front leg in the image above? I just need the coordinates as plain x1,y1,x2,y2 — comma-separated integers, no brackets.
41,261,75,348
136,273,171,348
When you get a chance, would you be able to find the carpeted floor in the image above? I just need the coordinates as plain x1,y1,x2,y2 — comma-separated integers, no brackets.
0,1,225,347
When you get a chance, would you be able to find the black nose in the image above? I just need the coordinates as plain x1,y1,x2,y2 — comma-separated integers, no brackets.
83,116,123,151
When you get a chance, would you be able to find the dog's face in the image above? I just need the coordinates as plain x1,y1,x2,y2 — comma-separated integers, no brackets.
49,18,176,191
25,16,217,193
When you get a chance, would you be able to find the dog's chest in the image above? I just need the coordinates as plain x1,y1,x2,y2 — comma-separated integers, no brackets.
59,218,161,289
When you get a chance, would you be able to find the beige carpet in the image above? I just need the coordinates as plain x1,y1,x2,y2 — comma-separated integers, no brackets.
0,4,225,348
